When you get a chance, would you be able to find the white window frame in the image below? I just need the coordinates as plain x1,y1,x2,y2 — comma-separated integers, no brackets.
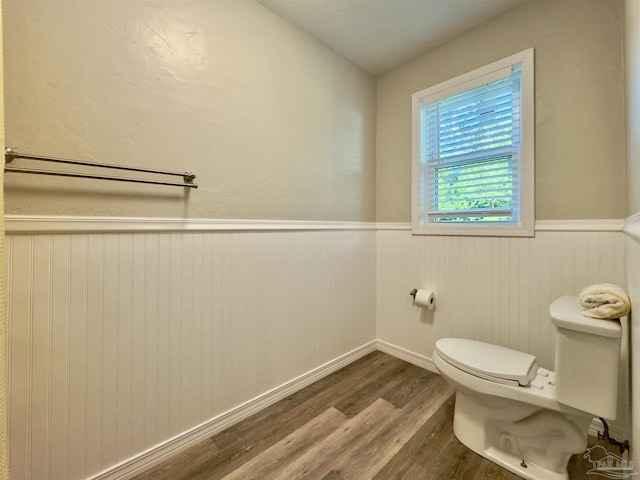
411,48,534,237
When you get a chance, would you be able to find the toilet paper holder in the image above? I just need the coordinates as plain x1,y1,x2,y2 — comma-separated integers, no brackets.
410,289,436,310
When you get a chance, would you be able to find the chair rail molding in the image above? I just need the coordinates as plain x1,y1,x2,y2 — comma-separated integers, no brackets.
4,215,626,234
624,212,640,242
4,214,378,234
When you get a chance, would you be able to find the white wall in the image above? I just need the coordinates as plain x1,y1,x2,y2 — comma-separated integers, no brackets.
6,224,376,480
376,226,626,370
7,220,629,480
376,224,630,439
627,230,640,467
624,0,640,469
3,1,634,478
2,2,378,476
374,0,632,449
2,1,378,473
1,1,380,478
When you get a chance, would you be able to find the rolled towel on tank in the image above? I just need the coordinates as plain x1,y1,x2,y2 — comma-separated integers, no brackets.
578,283,631,319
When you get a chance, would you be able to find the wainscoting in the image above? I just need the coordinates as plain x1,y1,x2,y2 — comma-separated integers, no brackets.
625,212,640,471
376,223,626,370
5,220,377,480
375,223,629,441
5,217,629,480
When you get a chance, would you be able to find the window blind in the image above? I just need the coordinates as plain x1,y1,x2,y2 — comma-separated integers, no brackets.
422,65,522,224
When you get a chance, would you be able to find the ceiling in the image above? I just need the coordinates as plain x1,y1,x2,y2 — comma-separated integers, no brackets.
256,0,526,75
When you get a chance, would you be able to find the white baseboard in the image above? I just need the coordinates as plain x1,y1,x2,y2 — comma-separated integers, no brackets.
375,340,438,374
589,417,627,444
89,341,377,480
88,339,626,480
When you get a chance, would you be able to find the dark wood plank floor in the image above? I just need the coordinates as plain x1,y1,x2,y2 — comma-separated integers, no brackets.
133,351,599,480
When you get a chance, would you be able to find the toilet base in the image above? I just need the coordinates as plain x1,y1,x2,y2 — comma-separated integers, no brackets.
481,446,569,480
452,392,592,480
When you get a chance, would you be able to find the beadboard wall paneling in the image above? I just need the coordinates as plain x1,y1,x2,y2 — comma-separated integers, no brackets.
376,229,627,371
625,213,640,468
7,219,629,479
6,229,377,480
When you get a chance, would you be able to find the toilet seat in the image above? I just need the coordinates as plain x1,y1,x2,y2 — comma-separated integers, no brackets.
435,338,538,386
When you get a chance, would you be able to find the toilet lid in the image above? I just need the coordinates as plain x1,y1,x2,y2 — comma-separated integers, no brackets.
435,338,538,386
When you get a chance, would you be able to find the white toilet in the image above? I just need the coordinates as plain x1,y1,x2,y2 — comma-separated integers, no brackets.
433,296,623,480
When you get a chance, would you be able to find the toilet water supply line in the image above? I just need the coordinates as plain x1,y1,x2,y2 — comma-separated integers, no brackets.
598,418,629,454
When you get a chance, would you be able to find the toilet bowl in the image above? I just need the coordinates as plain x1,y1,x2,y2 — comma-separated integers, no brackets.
433,296,623,480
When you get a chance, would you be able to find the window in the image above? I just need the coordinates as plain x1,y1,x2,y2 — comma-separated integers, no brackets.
412,49,534,236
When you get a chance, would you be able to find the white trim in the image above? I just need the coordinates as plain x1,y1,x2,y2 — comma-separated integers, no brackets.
66,337,629,480
4,215,378,234
88,341,377,480
378,220,625,233
535,219,625,232
411,48,535,238
375,340,438,374
2,215,626,235
411,50,532,106
375,222,413,231
415,66,513,106
623,212,640,242
411,224,534,237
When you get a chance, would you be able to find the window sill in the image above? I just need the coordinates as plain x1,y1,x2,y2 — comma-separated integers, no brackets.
411,222,535,237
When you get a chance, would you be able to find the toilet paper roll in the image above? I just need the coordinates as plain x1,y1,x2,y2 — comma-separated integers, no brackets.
414,290,436,310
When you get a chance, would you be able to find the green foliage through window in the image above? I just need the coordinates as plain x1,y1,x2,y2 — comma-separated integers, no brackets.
422,65,521,224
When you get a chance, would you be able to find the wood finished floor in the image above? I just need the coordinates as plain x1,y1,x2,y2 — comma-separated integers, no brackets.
133,351,597,480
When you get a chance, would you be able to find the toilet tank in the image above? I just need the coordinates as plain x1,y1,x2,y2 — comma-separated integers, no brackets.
550,296,622,420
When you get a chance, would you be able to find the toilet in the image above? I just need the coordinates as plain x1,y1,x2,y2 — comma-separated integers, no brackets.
433,296,623,480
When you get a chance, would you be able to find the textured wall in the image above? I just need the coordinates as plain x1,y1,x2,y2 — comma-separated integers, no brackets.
376,0,626,222
627,0,640,216
3,0,377,221
0,6,9,480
